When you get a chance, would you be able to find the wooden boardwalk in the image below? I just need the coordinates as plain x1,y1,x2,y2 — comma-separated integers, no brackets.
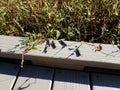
0,35,120,90
0,35,120,70
0,62,119,90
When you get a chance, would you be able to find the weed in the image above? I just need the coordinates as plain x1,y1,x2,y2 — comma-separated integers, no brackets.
0,0,120,44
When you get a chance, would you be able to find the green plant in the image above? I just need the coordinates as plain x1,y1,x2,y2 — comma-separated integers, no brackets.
0,0,120,44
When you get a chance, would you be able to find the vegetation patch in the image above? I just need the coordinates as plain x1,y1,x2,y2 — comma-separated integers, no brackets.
0,0,120,44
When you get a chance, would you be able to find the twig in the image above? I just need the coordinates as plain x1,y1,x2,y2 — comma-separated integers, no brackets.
21,47,31,68
81,41,115,57
21,51,24,68
13,18,24,33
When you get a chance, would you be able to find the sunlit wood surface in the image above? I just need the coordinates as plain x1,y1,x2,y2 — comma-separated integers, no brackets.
0,35,120,70
0,62,119,90
13,65,54,90
0,62,20,90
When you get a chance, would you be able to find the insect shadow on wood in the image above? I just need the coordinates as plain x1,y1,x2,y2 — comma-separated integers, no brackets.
117,46,120,50
7,44,20,53
43,39,50,53
51,40,56,49
58,40,67,48
67,44,82,58
53,40,67,55
75,46,81,57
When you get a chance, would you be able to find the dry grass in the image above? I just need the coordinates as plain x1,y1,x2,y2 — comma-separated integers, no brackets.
0,0,120,44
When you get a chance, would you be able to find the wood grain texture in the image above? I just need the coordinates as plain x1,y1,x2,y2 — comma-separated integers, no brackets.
0,35,120,70
53,69,90,90
92,73,120,90
13,65,54,90
0,62,20,90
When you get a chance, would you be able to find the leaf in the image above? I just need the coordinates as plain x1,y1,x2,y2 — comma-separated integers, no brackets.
24,40,30,47
68,31,74,39
13,19,24,33
56,18,64,23
31,46,39,50
55,30,60,39
29,36,34,42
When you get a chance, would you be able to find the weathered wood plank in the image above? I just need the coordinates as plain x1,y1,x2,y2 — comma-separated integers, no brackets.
53,69,90,90
92,73,120,90
0,62,20,90
13,65,54,90
0,35,120,70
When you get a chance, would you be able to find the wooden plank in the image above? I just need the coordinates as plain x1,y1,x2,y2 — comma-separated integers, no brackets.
53,69,90,90
92,73,120,90
0,62,20,90
0,35,120,70
13,65,54,90
0,35,25,52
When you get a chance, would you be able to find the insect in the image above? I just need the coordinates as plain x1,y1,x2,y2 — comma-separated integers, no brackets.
95,44,102,52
